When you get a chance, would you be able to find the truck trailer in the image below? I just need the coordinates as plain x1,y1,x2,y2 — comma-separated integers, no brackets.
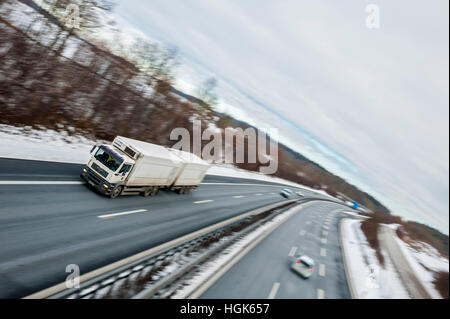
80,136,210,198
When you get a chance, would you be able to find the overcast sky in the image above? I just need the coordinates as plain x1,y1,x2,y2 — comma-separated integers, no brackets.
115,0,449,233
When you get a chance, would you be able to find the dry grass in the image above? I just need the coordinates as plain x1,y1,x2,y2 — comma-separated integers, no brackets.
396,222,449,259
361,211,449,297
432,271,449,299
361,218,384,265
360,212,403,266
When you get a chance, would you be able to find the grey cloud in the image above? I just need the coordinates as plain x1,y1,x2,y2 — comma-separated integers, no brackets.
115,0,449,233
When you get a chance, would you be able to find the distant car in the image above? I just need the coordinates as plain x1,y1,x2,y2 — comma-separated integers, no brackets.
280,188,293,198
295,191,304,197
291,255,314,278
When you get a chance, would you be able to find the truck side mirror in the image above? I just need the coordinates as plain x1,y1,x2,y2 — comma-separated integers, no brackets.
90,145,97,154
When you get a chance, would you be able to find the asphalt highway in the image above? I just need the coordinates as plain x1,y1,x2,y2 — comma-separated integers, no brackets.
200,201,352,299
0,158,331,298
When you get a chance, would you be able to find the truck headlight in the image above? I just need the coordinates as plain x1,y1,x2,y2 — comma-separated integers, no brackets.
82,168,87,173
103,184,109,189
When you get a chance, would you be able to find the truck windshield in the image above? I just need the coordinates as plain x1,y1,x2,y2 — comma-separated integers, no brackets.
94,147,123,172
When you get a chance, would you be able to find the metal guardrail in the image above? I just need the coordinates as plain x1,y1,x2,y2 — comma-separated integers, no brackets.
26,199,300,299
133,201,300,299
25,196,352,299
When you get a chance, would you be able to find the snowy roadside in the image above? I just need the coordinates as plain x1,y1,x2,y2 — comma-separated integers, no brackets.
208,163,335,198
0,124,335,198
340,218,410,299
389,226,448,299
0,124,98,164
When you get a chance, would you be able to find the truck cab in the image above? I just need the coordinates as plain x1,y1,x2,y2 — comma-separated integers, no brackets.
81,144,135,197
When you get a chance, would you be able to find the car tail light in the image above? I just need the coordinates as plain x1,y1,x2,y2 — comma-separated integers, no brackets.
309,268,314,272
294,259,301,264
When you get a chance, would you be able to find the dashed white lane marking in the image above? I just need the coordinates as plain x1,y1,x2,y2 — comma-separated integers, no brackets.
255,193,263,196
98,209,147,219
268,282,280,299
317,289,325,299
306,221,312,225
288,246,298,257
299,230,306,236
233,195,245,198
320,248,327,257
319,264,326,277
323,225,329,230
193,200,214,204
321,238,327,244
323,231,328,237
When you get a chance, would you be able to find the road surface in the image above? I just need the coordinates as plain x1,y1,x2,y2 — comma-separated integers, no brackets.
200,201,352,299
0,158,333,298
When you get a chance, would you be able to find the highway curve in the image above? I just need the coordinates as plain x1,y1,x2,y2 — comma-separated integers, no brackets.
200,201,352,299
0,158,330,298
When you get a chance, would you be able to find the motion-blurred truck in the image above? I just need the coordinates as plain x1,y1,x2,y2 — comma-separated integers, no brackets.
81,136,210,198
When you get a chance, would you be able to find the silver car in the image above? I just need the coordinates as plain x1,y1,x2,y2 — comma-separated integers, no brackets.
280,188,293,198
291,255,314,278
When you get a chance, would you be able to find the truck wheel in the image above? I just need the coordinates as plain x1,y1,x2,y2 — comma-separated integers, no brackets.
150,187,159,196
110,186,123,199
143,188,152,197
183,187,191,194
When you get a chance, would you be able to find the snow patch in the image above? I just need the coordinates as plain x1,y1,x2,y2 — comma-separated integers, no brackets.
0,124,98,164
341,219,410,299
394,235,448,298
207,164,337,198
0,124,338,198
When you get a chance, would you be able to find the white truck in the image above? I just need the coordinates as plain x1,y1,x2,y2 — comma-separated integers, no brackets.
81,136,210,198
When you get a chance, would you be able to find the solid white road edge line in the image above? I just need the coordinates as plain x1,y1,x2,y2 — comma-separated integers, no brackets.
0,181,286,188
0,181,85,185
